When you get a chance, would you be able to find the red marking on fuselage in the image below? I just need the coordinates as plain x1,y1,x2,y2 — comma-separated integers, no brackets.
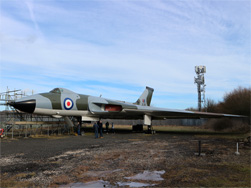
105,105,122,112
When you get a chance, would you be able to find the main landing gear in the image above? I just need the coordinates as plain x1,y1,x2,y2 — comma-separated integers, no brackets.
146,125,156,134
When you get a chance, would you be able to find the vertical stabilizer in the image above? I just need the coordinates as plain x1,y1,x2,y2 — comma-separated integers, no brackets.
134,86,154,106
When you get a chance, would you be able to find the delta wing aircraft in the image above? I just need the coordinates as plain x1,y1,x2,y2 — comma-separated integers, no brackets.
6,87,244,128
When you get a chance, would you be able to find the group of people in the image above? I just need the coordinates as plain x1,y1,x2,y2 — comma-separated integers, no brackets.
93,121,103,139
93,121,114,139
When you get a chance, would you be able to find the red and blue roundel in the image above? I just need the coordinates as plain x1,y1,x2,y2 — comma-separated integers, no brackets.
64,98,74,110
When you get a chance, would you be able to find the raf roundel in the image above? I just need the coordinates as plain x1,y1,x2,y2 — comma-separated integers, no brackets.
64,98,74,110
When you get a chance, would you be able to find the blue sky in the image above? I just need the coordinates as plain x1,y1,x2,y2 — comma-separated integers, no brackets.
0,0,250,110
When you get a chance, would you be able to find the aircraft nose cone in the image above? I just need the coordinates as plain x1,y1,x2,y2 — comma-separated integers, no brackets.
9,99,36,113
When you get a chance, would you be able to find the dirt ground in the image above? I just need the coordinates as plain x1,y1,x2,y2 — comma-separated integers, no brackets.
0,129,250,187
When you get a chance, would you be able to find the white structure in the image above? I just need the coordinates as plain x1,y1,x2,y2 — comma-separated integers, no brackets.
194,66,206,111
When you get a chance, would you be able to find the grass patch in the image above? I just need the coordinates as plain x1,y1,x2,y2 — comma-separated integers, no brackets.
197,175,250,187
195,164,251,187
82,123,250,135
85,124,210,132
154,125,210,133
30,135,71,139
195,132,250,140
15,172,36,179
50,174,72,186
1,173,35,188
1,179,33,188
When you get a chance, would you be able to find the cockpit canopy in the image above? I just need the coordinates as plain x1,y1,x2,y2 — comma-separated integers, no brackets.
49,88,75,94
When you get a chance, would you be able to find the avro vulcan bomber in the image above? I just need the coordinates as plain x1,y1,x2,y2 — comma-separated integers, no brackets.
6,87,244,128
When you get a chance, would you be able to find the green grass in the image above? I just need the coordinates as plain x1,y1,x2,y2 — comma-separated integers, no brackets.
195,164,251,187
84,124,249,135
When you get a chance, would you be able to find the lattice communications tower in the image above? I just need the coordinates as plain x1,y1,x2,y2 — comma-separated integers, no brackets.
194,66,206,111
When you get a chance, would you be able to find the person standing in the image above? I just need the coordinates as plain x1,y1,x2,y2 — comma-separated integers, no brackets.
98,120,104,138
111,122,115,134
93,122,99,139
105,121,109,134
77,122,81,136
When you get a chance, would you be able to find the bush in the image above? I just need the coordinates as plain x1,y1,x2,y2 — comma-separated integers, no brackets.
204,118,233,131
204,87,250,117
220,87,250,116
204,118,250,133
205,99,219,113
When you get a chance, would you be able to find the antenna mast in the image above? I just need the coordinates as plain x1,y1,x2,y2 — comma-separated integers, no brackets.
194,66,206,111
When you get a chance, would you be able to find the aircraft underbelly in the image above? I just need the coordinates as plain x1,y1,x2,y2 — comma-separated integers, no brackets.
34,108,90,116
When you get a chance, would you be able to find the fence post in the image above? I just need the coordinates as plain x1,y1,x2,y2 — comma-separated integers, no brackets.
235,142,240,155
198,140,201,156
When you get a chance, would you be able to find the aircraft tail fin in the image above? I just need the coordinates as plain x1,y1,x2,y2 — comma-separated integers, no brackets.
134,86,154,106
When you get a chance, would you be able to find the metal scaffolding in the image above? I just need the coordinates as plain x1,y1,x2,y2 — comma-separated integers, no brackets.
0,87,74,138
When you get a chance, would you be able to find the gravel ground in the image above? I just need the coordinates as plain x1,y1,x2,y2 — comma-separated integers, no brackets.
0,131,250,187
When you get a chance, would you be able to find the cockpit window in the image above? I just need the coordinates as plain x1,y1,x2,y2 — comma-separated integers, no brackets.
49,88,74,94
50,88,61,94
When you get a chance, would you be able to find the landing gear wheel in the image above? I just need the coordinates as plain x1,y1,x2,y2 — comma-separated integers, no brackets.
146,125,155,134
